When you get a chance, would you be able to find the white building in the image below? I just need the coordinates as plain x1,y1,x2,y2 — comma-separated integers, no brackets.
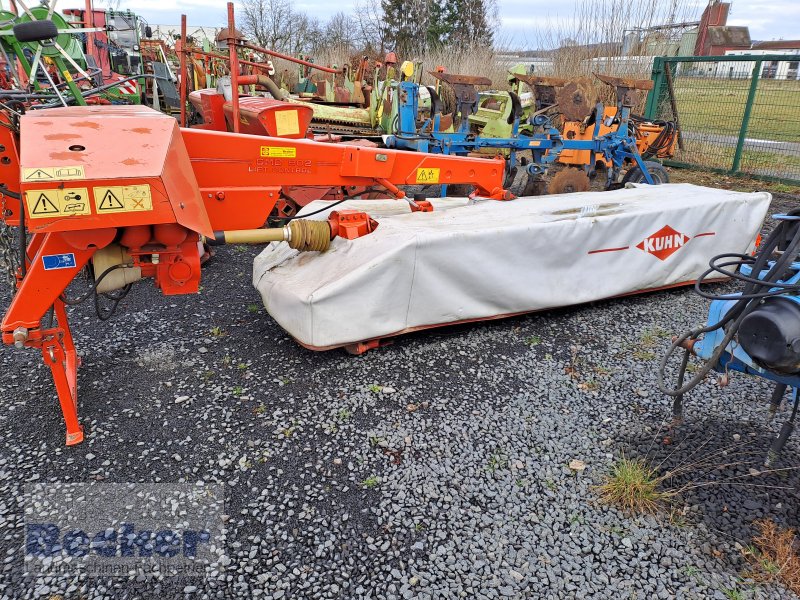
724,41,800,80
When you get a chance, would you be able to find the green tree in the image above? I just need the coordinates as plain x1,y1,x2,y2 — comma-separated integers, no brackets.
381,0,497,55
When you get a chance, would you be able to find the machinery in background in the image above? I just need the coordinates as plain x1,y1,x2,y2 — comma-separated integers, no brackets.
62,8,149,102
0,3,173,109
384,64,670,195
511,73,678,174
660,214,800,466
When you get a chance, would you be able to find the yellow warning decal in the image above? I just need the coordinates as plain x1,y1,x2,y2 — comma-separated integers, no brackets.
26,188,91,219
93,185,153,214
528,140,542,147
274,111,300,137
22,165,86,182
415,167,440,184
62,71,73,82
260,146,296,158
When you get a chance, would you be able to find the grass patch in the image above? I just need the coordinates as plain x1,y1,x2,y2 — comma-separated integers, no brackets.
640,327,669,348
745,519,800,595
671,78,800,141
361,475,380,489
246,303,261,314
672,138,800,180
632,348,656,361
721,587,745,600
485,452,509,473
597,455,670,513
525,335,541,347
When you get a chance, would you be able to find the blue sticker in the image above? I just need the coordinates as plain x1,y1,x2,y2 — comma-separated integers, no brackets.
42,253,77,271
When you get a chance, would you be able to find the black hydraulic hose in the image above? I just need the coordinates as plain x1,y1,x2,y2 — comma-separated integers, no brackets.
61,264,131,305
34,75,156,109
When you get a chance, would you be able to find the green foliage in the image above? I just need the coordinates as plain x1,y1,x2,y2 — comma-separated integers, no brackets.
381,0,495,55
361,475,380,489
598,455,669,513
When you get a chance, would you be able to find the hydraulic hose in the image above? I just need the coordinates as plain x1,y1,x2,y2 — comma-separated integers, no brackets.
236,74,288,101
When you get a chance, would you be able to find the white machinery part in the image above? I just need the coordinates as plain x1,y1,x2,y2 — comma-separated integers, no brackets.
253,184,771,350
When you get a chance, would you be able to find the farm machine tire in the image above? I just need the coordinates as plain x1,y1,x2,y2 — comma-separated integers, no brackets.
622,161,670,185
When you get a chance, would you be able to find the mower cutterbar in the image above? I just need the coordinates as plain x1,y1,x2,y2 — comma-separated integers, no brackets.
0,104,508,446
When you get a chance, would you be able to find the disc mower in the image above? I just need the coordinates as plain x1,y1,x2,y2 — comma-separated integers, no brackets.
659,214,800,466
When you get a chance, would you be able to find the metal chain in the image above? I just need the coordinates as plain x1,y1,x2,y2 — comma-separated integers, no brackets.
0,109,21,291
0,225,19,289
0,194,20,289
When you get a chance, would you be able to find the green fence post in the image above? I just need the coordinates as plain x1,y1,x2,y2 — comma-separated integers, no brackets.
644,57,666,119
731,59,762,174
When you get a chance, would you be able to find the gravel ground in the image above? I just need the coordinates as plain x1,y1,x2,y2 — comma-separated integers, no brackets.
1,192,799,599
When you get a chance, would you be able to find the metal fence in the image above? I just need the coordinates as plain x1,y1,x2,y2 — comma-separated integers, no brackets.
644,54,800,184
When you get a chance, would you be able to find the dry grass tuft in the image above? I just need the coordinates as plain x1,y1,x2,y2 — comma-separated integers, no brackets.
597,455,671,514
745,519,800,595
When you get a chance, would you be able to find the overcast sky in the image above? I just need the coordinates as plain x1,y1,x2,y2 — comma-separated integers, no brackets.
135,0,799,48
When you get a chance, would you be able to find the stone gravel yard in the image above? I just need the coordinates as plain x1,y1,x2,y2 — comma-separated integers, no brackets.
1,189,799,599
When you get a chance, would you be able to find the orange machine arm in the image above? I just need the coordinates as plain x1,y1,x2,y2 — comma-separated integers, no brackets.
181,128,510,230
0,105,509,446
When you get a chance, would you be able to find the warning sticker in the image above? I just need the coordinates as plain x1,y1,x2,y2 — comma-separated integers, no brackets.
260,146,296,158
22,165,86,182
93,185,152,214
274,110,300,137
26,188,91,219
415,168,440,184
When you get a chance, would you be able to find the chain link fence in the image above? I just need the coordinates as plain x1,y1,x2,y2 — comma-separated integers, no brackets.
644,54,800,184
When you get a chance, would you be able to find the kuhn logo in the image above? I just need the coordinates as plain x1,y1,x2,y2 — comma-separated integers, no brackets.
636,225,688,261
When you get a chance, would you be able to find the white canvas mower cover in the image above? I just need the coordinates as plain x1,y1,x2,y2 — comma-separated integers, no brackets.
253,184,771,350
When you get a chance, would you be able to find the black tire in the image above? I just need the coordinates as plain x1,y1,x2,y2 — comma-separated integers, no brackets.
521,175,547,197
444,183,473,197
13,20,58,43
622,161,669,185
503,165,518,189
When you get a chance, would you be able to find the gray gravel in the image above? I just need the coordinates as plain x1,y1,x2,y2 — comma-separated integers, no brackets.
0,194,799,599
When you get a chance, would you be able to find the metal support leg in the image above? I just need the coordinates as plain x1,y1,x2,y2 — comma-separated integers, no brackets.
765,387,798,467
768,382,787,420
671,349,690,426
43,301,83,445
